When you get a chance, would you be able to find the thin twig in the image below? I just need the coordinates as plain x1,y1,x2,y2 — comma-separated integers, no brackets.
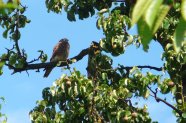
99,65,163,73
147,86,183,116
28,51,44,63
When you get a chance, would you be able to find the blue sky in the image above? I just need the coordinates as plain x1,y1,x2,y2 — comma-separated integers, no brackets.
0,1,177,123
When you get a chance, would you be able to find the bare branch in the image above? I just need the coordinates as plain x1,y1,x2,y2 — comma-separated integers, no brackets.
147,86,183,117
120,65,163,71
69,47,89,63
28,51,44,64
99,65,163,73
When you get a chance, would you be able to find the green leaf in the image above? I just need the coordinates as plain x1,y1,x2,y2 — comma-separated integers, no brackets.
137,18,152,51
41,54,48,63
16,58,25,68
37,100,47,107
131,0,152,26
125,110,131,116
117,110,122,121
98,8,109,15
165,43,173,51
0,68,3,75
127,92,133,98
67,10,76,21
0,2,17,9
181,0,186,21
178,99,182,104
1,54,7,60
152,5,170,34
182,112,186,118
11,30,21,41
144,0,163,28
96,17,103,30
75,70,81,78
144,90,150,99
129,66,138,74
102,72,107,80
160,84,169,94
162,18,170,30
79,107,85,114
3,29,8,39
9,54,17,65
0,61,5,68
171,85,176,94
174,17,186,52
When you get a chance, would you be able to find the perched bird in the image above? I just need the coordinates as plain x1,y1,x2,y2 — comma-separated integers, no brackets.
43,38,70,77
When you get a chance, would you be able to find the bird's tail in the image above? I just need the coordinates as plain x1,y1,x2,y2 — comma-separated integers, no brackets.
43,68,53,77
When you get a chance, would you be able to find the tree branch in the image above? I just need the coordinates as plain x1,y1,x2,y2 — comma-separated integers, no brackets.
147,86,183,117
5,47,89,74
119,65,163,71
4,39,162,75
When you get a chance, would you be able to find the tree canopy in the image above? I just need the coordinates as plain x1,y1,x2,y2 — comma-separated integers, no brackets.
0,0,186,122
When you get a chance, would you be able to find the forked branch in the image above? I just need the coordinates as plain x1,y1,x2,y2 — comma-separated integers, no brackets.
147,86,183,117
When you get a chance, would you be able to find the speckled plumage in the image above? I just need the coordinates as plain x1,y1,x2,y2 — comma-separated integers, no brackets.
44,38,70,77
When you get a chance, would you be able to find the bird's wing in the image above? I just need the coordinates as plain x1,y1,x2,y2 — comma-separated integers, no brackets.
50,42,60,61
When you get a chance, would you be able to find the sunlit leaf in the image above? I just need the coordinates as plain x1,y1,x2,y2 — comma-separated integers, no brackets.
182,112,186,118
0,60,5,68
171,85,176,94
98,8,109,15
152,5,170,34
79,107,85,114
144,90,150,99
144,0,163,28
131,0,152,26
137,18,152,51
181,0,186,21
125,110,131,116
102,72,107,80
117,110,122,121
71,58,77,63
0,2,17,9
174,17,186,52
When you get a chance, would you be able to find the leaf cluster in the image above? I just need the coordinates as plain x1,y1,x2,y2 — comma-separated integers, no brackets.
0,0,186,122
45,0,112,21
30,69,156,123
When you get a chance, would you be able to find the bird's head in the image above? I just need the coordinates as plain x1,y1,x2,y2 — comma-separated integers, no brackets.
59,38,69,43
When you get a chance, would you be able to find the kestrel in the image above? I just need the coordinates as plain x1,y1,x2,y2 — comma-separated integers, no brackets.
43,38,70,77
